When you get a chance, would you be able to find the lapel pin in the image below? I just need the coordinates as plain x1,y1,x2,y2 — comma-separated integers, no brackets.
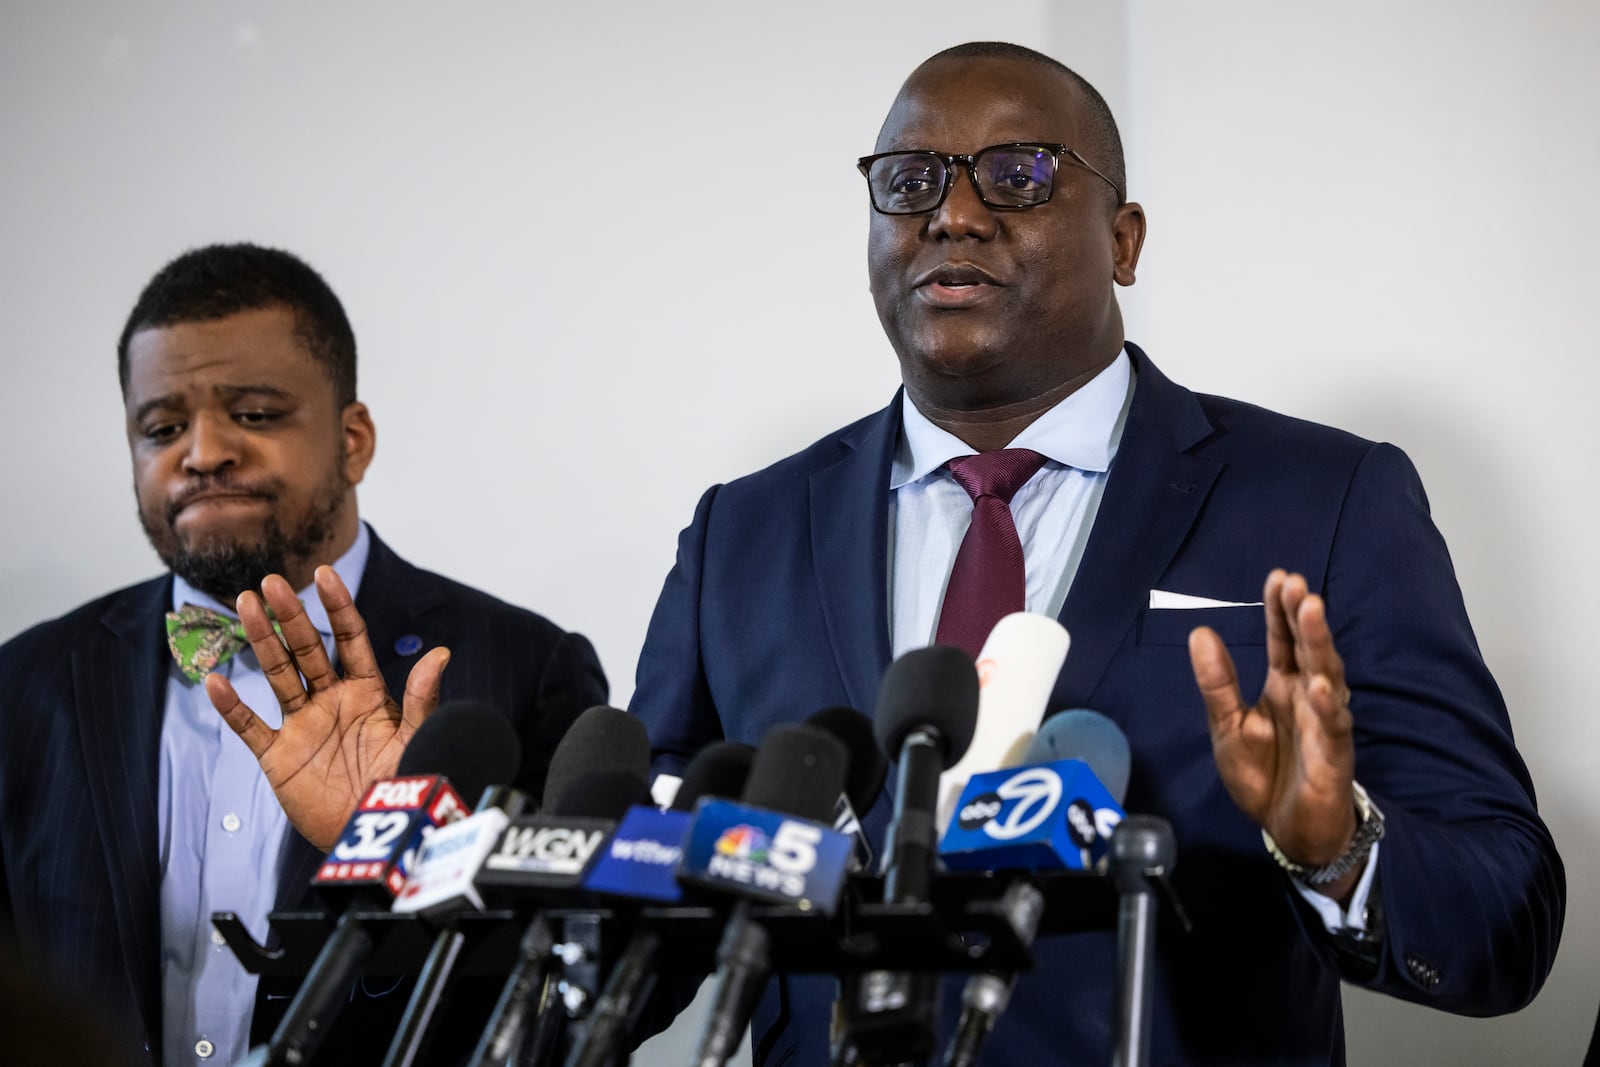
394,634,423,656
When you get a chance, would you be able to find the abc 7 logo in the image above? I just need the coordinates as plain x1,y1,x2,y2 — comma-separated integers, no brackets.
956,767,1097,846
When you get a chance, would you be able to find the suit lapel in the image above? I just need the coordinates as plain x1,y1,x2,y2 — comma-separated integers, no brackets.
1054,345,1222,706
809,400,900,714
72,576,172,1043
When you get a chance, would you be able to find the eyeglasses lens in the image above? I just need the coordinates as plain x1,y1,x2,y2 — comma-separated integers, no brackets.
869,155,946,214
977,147,1055,207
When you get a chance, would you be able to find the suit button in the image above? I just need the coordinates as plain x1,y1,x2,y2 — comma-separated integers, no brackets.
1405,953,1441,989
195,1038,215,1058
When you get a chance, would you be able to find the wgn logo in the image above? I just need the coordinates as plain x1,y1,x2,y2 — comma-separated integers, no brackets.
706,820,821,899
487,823,606,875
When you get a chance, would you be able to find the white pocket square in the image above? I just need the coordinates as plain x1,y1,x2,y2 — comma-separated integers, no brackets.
1148,590,1264,610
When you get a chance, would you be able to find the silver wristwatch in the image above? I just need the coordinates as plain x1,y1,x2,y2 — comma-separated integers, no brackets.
1262,781,1385,887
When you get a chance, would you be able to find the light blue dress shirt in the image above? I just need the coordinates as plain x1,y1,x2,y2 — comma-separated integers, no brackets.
158,523,370,1065
889,350,1134,657
885,351,1376,931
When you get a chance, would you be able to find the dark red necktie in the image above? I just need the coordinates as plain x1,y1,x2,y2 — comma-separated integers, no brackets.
934,449,1049,657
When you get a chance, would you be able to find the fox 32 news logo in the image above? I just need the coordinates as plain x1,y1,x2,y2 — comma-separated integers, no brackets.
957,765,1121,850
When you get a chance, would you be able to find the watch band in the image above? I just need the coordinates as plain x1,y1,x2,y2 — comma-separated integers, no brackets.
1263,780,1386,887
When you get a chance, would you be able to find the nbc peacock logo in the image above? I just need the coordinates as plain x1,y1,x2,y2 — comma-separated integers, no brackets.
713,825,770,865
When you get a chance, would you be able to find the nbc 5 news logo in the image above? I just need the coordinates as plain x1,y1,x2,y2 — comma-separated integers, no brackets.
706,820,822,898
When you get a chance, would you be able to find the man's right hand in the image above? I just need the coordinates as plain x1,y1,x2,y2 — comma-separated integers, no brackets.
204,565,450,850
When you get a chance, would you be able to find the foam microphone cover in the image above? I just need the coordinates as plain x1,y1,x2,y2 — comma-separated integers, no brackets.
1025,709,1132,805
397,700,522,802
670,741,757,812
741,724,849,823
551,769,654,820
806,706,888,814
873,645,980,768
542,705,651,811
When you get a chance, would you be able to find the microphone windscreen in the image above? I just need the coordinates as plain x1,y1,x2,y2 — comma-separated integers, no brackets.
671,741,757,811
806,706,887,814
551,769,654,820
741,724,848,823
397,701,521,802
543,706,651,811
1025,709,1132,805
873,645,979,768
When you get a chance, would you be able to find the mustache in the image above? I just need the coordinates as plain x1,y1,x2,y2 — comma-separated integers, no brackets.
165,476,280,522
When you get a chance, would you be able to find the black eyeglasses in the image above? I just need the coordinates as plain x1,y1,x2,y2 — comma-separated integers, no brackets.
856,142,1121,215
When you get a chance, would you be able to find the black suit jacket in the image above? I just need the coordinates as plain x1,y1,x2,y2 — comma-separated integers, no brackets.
0,529,607,1065
632,345,1564,1065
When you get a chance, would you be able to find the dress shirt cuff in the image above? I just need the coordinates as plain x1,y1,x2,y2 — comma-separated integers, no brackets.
1292,840,1381,933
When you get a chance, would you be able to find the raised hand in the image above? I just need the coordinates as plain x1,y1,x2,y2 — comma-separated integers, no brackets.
1187,569,1361,899
204,565,450,850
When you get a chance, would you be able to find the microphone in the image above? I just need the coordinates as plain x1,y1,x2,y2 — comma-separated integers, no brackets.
684,724,854,1067
939,710,1131,1067
838,646,979,1067
382,724,531,1067
468,707,652,1067
938,709,1128,873
543,705,652,815
936,613,1071,831
565,741,757,1067
806,706,889,871
264,702,520,1066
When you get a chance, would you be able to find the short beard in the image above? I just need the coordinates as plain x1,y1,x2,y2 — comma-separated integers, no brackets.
141,480,347,604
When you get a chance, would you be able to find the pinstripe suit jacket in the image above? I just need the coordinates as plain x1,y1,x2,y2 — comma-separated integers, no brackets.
0,529,607,1065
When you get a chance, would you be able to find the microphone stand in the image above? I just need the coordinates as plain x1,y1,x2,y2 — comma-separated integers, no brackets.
1109,816,1177,1067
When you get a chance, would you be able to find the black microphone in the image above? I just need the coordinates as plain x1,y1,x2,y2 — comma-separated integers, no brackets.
468,707,651,1067
381,714,531,1067
807,706,889,871
688,723,851,1067
511,770,654,1067
838,645,979,1067
941,710,1132,1067
565,741,757,1067
542,705,652,815
263,701,520,1066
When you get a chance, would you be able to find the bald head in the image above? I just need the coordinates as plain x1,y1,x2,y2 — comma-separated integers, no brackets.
882,41,1127,206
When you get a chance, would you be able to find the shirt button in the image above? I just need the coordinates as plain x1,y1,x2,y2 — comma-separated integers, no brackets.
195,1038,215,1058
221,813,242,833
211,927,228,947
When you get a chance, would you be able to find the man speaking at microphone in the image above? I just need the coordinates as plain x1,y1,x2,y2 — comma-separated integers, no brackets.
0,243,608,1066
630,41,1564,1065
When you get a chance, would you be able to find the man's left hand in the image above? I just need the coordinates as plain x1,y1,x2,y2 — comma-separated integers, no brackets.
204,565,450,850
1187,569,1362,900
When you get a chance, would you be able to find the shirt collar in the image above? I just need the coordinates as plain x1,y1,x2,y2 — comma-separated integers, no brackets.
170,521,373,635
891,348,1135,490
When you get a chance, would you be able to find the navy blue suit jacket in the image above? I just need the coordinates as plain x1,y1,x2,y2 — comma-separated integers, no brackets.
0,529,607,1066
631,345,1563,1065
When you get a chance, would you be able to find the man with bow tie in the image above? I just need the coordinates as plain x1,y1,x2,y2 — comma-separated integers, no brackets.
0,243,608,1066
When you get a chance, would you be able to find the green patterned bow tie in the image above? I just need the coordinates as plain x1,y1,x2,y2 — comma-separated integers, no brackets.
165,604,250,683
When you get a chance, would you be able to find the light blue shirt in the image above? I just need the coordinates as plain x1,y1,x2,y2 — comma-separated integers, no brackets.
886,351,1376,931
889,350,1134,656
158,523,370,1065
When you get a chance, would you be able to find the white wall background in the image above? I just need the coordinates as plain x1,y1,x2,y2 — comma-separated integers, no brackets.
1,2,1593,1063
